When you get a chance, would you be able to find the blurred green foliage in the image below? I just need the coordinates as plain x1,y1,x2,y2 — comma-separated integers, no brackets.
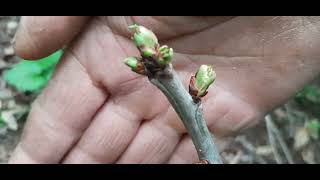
295,85,320,105
295,84,320,117
3,50,63,93
294,84,320,138
307,119,320,139
0,117,5,128
308,119,320,129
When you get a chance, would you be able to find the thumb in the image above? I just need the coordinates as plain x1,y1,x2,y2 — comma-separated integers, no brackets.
13,16,90,60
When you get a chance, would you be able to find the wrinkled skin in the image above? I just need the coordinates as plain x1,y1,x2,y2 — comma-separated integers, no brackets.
9,16,320,164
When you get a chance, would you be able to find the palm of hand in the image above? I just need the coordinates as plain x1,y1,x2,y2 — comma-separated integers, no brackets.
9,16,320,164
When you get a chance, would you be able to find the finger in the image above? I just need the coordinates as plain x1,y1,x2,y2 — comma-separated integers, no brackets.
167,135,231,164
106,16,235,41
8,52,107,163
62,99,142,164
166,136,198,164
115,114,181,164
14,16,89,60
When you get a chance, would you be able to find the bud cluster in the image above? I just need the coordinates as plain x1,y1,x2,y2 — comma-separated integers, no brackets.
124,24,174,74
124,25,216,101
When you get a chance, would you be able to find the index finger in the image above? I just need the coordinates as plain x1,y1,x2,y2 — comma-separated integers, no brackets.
14,16,89,60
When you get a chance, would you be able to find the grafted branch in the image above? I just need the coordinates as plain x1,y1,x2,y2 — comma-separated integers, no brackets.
124,24,222,164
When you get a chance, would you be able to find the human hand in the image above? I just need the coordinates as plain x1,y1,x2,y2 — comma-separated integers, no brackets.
8,16,320,164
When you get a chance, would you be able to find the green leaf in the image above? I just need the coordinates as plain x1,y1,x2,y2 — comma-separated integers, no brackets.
3,50,63,93
295,85,320,104
294,85,320,116
0,117,5,128
307,119,320,130
307,119,320,140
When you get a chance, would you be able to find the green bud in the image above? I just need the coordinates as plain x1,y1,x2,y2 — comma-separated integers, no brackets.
124,57,139,70
129,24,159,58
124,57,145,75
157,45,174,66
142,47,157,58
194,65,216,97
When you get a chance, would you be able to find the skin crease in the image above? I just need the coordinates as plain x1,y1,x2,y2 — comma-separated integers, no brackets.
8,16,320,164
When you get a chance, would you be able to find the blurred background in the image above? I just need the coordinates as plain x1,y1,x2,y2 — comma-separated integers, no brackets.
0,16,320,164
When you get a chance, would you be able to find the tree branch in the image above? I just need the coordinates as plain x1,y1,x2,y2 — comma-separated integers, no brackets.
149,65,222,164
